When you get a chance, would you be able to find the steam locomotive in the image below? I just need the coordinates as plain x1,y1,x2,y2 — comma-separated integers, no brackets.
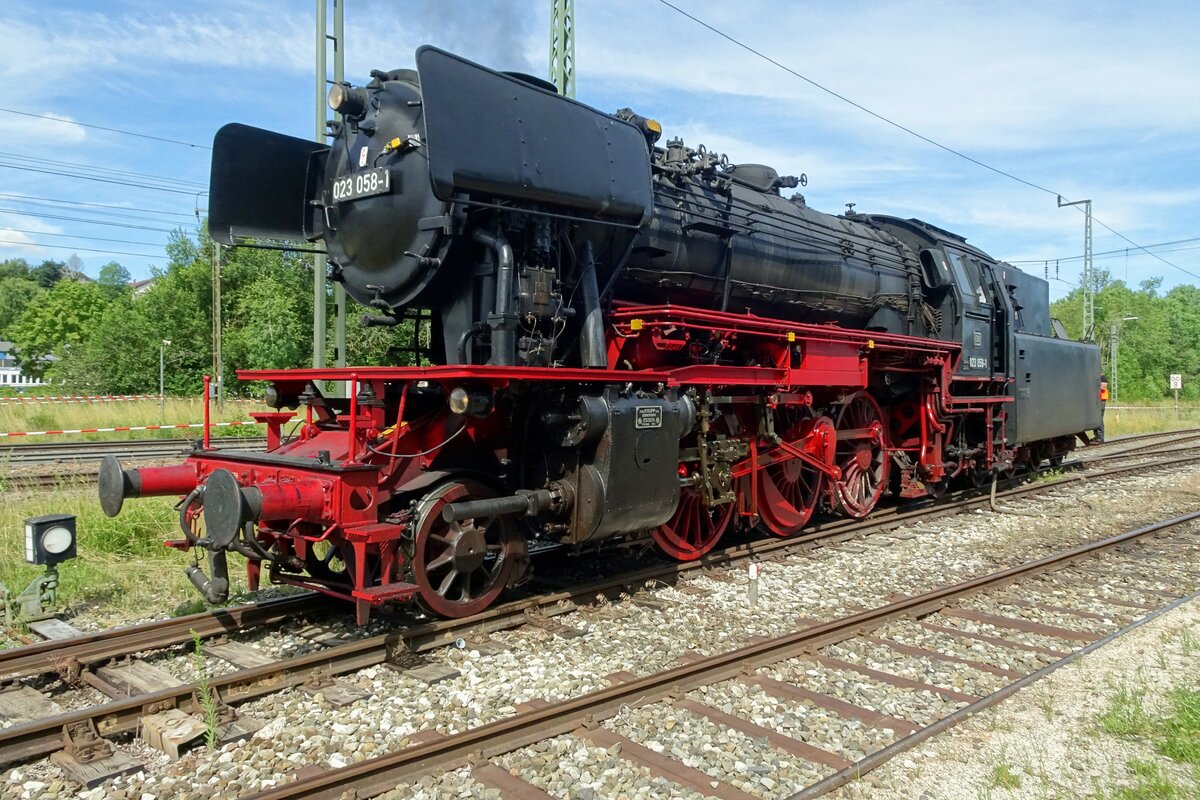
99,47,1101,621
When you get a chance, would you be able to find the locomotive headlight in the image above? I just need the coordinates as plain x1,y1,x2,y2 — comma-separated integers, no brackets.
448,386,492,416
263,384,299,410
23,514,77,566
448,387,472,415
327,83,368,119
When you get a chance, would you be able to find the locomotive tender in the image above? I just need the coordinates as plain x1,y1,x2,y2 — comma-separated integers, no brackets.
99,47,1101,621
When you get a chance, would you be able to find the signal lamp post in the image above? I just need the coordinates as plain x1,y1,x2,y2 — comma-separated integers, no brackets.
1109,317,1137,404
160,339,172,421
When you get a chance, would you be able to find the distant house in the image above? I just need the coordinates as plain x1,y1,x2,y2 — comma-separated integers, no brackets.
129,278,156,295
0,341,46,389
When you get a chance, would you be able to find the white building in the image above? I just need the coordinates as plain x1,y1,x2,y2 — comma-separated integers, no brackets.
0,341,46,390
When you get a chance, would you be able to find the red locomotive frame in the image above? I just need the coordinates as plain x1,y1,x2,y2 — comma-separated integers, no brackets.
108,301,1051,623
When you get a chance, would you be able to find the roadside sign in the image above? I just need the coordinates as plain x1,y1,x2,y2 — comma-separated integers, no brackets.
1170,374,1183,390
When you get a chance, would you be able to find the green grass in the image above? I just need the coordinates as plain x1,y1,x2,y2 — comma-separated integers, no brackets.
1105,759,1191,799
1156,688,1200,766
191,629,219,750
989,761,1022,789
1098,682,1153,739
0,487,253,631
1105,404,1200,437
1091,677,1200,799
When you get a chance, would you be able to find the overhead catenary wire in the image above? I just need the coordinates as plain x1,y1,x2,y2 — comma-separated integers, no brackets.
0,238,164,258
0,199,199,227
1088,215,1200,281
655,0,1199,284
0,207,189,234
0,151,205,189
0,163,205,196
1009,236,1200,265
655,0,1061,198
0,192,197,219
0,228,169,248
0,107,211,150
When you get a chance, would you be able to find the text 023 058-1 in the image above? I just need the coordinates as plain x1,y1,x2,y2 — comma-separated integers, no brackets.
332,168,391,203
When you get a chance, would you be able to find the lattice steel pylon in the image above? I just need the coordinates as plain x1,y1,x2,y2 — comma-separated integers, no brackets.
1058,195,1094,340
315,0,348,373
550,0,575,97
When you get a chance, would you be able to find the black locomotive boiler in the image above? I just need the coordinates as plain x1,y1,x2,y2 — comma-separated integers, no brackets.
100,46,1102,621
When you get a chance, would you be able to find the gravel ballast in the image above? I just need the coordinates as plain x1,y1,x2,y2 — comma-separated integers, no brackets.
1,460,1198,799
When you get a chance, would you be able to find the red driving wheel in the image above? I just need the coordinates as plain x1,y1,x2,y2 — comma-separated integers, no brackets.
757,412,834,536
411,480,520,617
831,391,889,518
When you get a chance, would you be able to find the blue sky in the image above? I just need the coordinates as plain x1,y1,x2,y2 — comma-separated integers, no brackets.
2,0,1198,303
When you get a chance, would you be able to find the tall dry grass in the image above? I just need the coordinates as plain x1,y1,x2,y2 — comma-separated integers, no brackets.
1104,403,1200,436
0,397,269,441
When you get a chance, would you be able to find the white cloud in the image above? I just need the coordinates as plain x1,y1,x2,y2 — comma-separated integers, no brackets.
0,113,87,144
578,1,1200,151
0,8,312,80
0,229,42,255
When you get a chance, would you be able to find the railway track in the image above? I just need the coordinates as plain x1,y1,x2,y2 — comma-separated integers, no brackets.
0,436,267,467
0,593,326,683
0,436,269,491
252,511,1200,800
0,447,1197,785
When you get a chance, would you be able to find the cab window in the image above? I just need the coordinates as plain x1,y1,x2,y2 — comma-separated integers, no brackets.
947,249,987,306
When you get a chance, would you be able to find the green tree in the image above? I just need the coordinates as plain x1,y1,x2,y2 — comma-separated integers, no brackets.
52,297,160,393
30,259,66,289
223,269,311,370
1052,269,1200,402
215,236,313,388
340,300,425,367
0,258,30,280
1162,286,1200,400
97,261,132,298
9,279,110,378
0,277,43,339
52,227,217,395
134,231,215,395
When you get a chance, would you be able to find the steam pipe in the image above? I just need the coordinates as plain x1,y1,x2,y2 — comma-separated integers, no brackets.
473,228,516,366
442,486,568,523
456,322,489,364
578,240,607,368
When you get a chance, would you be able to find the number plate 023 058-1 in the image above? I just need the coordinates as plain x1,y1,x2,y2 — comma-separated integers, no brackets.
331,168,391,203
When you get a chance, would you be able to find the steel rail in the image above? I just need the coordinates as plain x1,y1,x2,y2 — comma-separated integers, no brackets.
0,592,326,682
787,587,1200,799
244,510,1200,800
0,450,1196,768
1074,439,1200,469
1080,431,1200,460
0,436,266,465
